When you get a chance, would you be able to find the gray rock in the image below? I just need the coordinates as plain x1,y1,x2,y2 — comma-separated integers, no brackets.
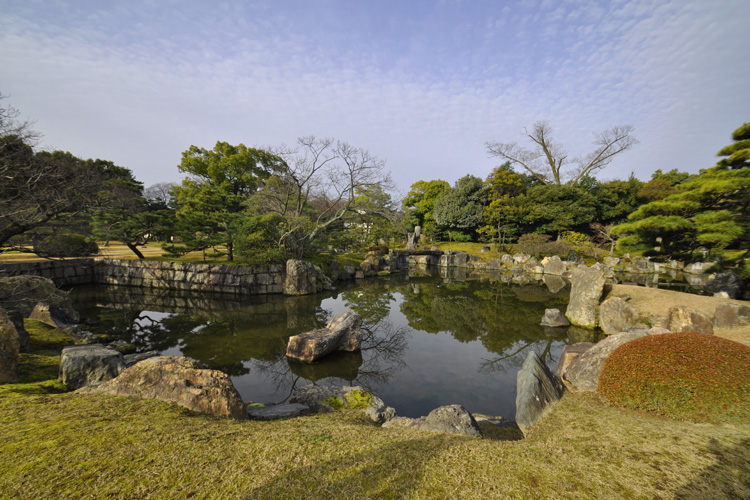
684,262,716,275
543,275,566,294
565,264,607,328
383,404,482,438
556,342,594,380
286,310,362,362
713,303,750,328
540,308,570,327
542,255,567,276
603,256,620,267
500,254,514,264
340,265,356,280
29,301,77,329
123,351,159,368
0,308,20,383
79,356,247,419
289,385,365,413
513,253,531,265
515,351,564,436
365,395,397,424
563,331,649,392
59,344,125,390
599,296,642,334
283,259,334,295
705,271,744,299
247,403,310,420
667,305,714,335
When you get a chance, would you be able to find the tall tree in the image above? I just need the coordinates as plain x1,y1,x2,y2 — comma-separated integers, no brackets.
613,123,750,256
486,121,637,186
433,175,487,240
480,162,535,243
402,179,450,239
171,141,286,261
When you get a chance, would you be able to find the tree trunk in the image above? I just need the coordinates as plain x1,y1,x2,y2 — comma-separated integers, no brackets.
125,242,145,259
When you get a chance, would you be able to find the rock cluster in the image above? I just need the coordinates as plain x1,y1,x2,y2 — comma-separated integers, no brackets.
382,404,483,438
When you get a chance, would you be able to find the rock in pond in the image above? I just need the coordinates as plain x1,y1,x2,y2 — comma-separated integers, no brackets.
286,310,362,362
541,255,566,276
540,308,570,327
29,301,77,330
59,344,125,390
565,264,607,328
705,271,744,299
515,351,564,436
79,356,247,419
0,308,21,383
283,259,334,295
382,404,482,438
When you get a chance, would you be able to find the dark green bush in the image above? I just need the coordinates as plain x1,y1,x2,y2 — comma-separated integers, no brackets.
368,244,389,254
36,234,99,257
598,332,750,424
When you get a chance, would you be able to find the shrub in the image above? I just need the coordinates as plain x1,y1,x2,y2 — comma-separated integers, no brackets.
368,244,389,255
598,333,750,424
36,234,99,257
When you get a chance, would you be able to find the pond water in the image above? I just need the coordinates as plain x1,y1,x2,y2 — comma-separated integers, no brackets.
70,270,602,419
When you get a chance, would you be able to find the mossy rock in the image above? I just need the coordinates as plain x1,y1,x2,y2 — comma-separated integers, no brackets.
598,332,750,424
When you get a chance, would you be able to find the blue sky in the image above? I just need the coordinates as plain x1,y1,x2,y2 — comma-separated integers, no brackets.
1,0,748,195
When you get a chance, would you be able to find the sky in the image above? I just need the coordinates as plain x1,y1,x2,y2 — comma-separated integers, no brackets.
1,0,748,195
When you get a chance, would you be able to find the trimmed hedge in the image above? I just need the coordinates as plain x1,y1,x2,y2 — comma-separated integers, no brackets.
598,332,750,424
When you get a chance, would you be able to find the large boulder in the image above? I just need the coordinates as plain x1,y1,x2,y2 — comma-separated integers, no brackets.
556,342,594,380
29,301,77,329
80,356,247,419
565,264,607,328
0,308,20,383
598,297,641,334
705,271,744,299
541,255,567,276
59,344,125,390
684,262,716,275
283,259,334,295
286,310,362,362
515,351,564,436
563,331,649,392
383,404,482,438
667,306,714,335
289,385,366,412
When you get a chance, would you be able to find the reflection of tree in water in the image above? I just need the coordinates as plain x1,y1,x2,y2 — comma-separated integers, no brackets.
339,279,396,326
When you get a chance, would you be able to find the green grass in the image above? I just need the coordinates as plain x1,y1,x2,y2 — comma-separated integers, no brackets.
599,333,750,424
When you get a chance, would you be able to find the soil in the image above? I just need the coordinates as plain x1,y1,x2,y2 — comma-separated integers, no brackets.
606,284,750,346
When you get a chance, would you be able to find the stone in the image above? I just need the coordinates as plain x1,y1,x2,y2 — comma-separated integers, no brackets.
713,303,750,328
667,306,714,335
542,255,566,275
512,253,530,265
565,264,607,328
80,356,247,419
340,266,356,280
567,250,577,262
500,254,514,264
283,259,333,295
684,262,716,275
247,403,310,420
563,331,650,392
481,246,491,252
515,351,564,436
598,296,641,334
543,275,566,294
365,395,397,424
0,308,21,383
289,385,365,413
286,310,362,362
603,256,620,267
123,351,159,368
382,404,482,438
59,344,125,390
705,271,744,299
556,342,594,380
540,308,570,327
29,301,77,329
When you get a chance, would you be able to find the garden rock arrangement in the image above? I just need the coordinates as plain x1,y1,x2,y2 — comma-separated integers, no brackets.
515,350,564,436
286,310,363,362
78,356,248,420
565,264,607,328
60,344,125,390
382,404,483,438
283,259,334,295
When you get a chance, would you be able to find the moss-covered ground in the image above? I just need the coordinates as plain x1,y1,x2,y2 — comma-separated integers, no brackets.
1,321,749,499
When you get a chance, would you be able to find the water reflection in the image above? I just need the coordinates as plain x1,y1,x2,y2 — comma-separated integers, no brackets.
71,270,582,419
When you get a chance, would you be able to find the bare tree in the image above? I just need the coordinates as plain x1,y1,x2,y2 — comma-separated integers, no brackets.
258,136,394,256
486,121,637,186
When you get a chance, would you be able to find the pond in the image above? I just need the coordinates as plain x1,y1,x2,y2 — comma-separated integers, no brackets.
70,270,602,419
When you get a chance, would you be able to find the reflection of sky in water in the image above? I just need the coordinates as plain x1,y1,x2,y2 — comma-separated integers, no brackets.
72,276,578,420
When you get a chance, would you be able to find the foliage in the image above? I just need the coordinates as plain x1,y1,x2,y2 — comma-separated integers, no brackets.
613,123,750,257
514,233,553,257
522,184,598,235
486,121,637,186
560,231,594,258
233,213,286,265
637,169,692,202
598,333,750,424
402,179,450,238
433,175,487,239
35,233,99,257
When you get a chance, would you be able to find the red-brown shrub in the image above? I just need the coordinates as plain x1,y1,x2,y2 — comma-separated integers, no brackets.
598,332,750,424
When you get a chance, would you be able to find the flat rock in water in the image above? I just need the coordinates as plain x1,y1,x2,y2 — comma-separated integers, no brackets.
286,310,362,362
565,264,607,328
563,331,649,392
289,385,365,412
247,403,310,420
515,351,564,436
540,308,570,327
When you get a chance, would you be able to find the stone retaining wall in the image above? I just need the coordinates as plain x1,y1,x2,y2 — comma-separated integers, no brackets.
0,258,284,296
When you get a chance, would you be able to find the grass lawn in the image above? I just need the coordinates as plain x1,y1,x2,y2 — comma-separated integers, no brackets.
1,321,749,499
